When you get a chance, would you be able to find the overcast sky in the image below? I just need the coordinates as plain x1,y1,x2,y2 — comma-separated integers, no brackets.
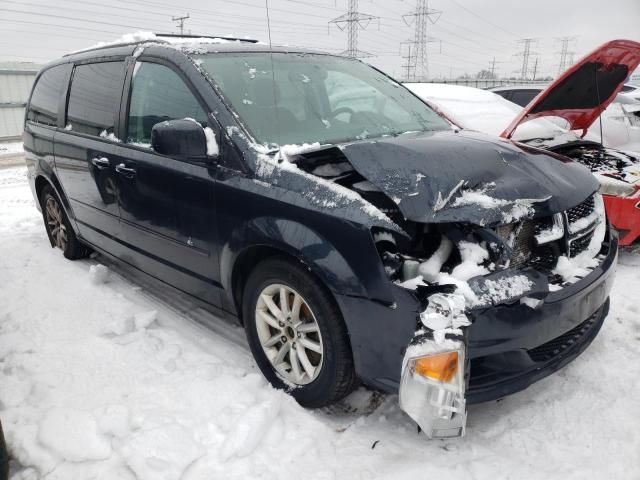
1,0,639,80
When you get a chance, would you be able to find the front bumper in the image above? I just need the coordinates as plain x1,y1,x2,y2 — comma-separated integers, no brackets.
334,225,617,437
466,226,618,403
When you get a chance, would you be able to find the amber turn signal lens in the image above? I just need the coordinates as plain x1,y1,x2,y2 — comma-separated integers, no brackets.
414,352,459,383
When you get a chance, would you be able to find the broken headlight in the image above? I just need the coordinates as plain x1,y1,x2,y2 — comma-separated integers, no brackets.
399,334,467,439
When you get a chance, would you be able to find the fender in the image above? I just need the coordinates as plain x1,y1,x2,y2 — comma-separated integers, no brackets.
220,216,397,313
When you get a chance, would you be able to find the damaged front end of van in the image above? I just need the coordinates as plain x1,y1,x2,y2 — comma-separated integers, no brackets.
262,131,616,438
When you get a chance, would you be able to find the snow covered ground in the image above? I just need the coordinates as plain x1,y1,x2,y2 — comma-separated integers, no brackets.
1,165,639,480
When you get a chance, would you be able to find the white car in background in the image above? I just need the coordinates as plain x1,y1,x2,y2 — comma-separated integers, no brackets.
490,83,640,152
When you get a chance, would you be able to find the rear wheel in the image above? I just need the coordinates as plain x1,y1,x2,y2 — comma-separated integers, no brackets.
40,185,89,260
243,257,357,408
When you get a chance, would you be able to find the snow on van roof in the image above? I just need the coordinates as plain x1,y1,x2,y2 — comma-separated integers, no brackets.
69,31,261,56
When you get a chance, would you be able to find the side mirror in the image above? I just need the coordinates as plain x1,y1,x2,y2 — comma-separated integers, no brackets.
151,119,211,161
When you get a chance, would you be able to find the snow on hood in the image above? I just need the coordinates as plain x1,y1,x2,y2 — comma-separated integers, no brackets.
502,39,640,138
337,130,599,225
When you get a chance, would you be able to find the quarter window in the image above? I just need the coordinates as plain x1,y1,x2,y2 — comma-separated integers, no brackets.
67,62,126,137
127,62,207,144
27,64,69,126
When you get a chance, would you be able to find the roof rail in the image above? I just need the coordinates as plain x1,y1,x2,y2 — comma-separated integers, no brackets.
154,33,259,43
64,33,259,57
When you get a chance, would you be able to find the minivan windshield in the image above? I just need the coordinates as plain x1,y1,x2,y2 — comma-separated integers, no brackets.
195,52,450,146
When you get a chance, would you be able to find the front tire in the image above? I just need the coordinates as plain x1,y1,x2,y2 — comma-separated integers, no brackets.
40,185,89,260
243,257,357,408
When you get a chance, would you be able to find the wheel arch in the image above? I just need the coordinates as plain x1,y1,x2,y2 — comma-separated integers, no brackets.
34,172,74,220
222,216,377,323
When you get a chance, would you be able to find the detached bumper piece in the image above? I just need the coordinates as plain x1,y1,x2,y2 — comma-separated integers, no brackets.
399,331,468,439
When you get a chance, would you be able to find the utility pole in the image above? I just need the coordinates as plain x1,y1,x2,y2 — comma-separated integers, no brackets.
516,38,537,80
403,0,441,81
172,14,190,35
531,57,538,80
556,36,576,75
328,0,379,58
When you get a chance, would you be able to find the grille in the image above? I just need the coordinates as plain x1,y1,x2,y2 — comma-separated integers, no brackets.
495,220,538,270
510,220,536,269
529,244,558,273
528,310,599,362
566,195,595,224
569,233,593,257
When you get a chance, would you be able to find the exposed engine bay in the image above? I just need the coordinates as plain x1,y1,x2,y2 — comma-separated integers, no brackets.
548,140,640,185
290,144,607,312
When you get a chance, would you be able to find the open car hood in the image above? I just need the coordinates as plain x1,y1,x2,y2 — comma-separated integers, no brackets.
501,39,640,139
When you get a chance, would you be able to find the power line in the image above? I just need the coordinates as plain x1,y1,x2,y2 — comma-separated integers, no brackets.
446,0,518,37
328,0,379,58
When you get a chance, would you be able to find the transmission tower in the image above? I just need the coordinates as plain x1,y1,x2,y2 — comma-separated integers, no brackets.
516,38,538,80
556,36,577,75
400,41,416,81
403,0,441,81
172,14,190,35
329,0,379,58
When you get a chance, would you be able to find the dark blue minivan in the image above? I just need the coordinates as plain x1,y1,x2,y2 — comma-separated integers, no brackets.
23,34,617,438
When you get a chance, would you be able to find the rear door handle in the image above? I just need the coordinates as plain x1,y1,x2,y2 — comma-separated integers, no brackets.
91,157,110,169
115,163,136,178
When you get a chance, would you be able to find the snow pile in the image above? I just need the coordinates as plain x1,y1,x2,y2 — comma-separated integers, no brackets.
100,130,121,143
475,275,534,306
404,236,492,305
38,408,112,462
553,194,607,284
89,264,110,284
452,183,550,223
0,142,23,157
203,127,218,156
450,241,490,281
535,222,564,243
2,166,639,479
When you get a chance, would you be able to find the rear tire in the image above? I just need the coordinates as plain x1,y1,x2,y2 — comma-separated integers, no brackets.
243,257,357,408
40,185,89,260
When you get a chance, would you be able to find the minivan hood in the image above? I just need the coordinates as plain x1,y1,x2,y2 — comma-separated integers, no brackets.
502,39,640,139
339,130,599,225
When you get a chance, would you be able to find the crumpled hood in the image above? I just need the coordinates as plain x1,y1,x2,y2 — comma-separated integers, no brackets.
339,130,599,225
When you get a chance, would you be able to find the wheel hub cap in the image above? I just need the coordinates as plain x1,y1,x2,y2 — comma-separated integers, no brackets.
255,283,324,385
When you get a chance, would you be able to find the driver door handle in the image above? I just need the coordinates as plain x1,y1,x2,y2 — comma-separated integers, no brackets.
115,163,136,178
91,157,110,169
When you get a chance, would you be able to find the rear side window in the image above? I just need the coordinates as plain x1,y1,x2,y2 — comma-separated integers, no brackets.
127,62,207,144
67,62,126,137
510,89,540,107
27,64,69,126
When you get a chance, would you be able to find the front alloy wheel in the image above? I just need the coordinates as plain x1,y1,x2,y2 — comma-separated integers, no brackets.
243,257,357,408
255,284,323,385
